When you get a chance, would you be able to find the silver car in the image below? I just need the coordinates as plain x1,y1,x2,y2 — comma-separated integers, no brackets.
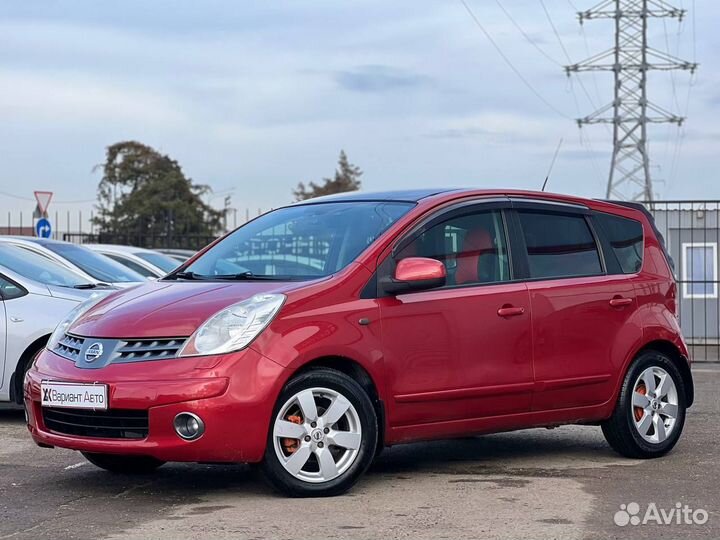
0,243,113,404
0,237,145,288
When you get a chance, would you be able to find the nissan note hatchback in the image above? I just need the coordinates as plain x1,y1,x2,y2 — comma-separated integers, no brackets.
25,189,693,497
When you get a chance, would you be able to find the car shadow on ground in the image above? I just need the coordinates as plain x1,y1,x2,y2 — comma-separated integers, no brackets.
35,425,619,500
0,409,25,423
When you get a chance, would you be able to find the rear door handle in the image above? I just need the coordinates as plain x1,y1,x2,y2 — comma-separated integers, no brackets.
609,297,633,307
497,305,525,317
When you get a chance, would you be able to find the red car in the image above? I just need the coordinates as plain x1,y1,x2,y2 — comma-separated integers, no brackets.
25,189,693,497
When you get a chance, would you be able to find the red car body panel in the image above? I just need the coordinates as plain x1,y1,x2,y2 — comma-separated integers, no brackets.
25,189,691,462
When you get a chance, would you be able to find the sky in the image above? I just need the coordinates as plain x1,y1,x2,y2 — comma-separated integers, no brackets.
1,0,717,227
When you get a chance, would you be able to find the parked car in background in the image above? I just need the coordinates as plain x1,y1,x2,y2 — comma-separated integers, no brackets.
25,189,692,497
0,243,112,404
84,244,180,279
156,248,197,263
0,237,145,288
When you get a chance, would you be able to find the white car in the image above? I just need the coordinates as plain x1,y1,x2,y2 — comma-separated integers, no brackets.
0,237,144,288
0,243,113,404
84,244,180,279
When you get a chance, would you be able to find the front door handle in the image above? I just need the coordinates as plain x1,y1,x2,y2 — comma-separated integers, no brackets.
609,297,633,308
497,305,525,317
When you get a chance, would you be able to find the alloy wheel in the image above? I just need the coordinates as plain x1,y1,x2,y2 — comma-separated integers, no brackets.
272,387,362,483
632,366,679,444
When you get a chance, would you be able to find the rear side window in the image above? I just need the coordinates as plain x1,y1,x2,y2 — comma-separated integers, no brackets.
595,213,644,274
517,211,602,279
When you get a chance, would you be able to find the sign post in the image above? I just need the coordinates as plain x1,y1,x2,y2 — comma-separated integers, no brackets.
35,218,52,238
33,191,53,238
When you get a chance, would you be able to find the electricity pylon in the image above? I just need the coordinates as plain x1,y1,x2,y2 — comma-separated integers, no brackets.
565,0,697,201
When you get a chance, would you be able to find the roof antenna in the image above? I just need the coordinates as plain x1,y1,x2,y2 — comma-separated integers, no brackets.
541,138,563,192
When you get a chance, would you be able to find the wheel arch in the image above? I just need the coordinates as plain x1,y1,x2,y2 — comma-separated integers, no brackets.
10,334,50,405
291,356,386,452
632,340,694,407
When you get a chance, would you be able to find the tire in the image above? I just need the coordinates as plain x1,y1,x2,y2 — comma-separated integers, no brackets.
261,368,378,497
14,344,45,405
602,350,687,459
82,452,165,474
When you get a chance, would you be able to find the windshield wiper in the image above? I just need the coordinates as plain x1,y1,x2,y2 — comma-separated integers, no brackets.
168,271,202,280
210,272,285,281
72,283,99,289
168,271,287,281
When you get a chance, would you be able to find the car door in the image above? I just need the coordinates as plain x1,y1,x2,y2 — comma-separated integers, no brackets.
0,275,30,393
377,201,534,429
510,201,642,411
0,283,6,389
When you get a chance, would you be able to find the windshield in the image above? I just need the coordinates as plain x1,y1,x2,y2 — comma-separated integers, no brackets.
40,242,145,283
181,201,413,279
134,251,180,273
0,244,93,288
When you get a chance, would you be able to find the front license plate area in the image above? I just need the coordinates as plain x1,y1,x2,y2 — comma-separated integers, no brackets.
41,381,108,410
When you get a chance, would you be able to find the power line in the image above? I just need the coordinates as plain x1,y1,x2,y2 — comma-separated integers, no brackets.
458,0,571,120
0,190,95,204
493,0,561,66
542,0,606,119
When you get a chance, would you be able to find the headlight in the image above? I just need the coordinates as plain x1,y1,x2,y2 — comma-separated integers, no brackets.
178,293,285,357
46,293,110,352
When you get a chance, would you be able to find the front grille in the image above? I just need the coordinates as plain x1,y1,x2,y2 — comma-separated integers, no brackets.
55,335,86,362
114,338,185,362
42,407,149,439
53,333,187,366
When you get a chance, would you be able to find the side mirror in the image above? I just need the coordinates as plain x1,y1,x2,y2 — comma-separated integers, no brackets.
382,257,446,295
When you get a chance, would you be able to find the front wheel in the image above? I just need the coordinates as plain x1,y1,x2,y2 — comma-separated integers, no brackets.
602,350,687,459
262,368,378,497
82,452,165,474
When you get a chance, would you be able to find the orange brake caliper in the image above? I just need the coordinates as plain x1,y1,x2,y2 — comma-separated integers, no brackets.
634,383,647,421
282,415,303,454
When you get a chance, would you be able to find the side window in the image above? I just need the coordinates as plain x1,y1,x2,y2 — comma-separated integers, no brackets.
517,210,602,279
397,209,510,286
106,254,156,278
595,212,644,274
0,276,27,300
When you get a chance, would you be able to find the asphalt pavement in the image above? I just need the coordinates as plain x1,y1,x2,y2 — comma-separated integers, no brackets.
1,365,718,540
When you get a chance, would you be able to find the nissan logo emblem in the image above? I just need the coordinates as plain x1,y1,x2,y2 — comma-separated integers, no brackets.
84,342,104,363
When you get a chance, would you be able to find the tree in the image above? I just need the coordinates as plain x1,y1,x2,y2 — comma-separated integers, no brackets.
293,150,362,201
92,141,224,247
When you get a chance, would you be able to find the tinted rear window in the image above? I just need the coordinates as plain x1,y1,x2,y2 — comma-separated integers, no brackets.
595,213,643,274
517,211,602,279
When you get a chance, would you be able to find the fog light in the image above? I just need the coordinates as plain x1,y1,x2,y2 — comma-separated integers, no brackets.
174,412,205,441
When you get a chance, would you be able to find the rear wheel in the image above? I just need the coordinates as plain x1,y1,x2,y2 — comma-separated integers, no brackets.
602,350,687,458
262,368,377,497
82,452,165,474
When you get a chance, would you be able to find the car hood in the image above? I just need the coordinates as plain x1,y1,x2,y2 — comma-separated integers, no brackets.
69,279,312,339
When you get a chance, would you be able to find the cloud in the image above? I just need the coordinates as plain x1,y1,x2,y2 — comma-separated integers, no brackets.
334,65,431,93
0,69,185,127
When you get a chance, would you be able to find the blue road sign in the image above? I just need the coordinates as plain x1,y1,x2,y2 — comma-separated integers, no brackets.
35,218,52,238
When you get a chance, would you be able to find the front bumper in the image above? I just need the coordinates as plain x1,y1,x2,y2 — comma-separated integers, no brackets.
24,347,287,463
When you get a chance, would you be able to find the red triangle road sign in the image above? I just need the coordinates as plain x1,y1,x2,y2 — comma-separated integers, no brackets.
34,191,53,214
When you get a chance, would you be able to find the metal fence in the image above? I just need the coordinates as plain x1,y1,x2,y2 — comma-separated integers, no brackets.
1,207,268,250
647,201,720,362
2,200,720,361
